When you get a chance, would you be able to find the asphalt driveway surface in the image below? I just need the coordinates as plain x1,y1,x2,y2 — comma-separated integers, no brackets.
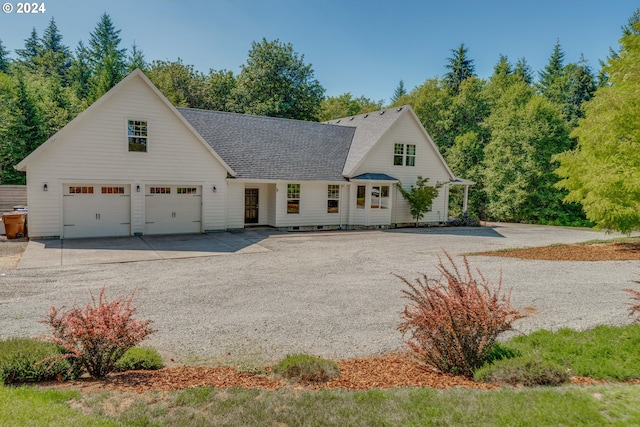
1,223,639,364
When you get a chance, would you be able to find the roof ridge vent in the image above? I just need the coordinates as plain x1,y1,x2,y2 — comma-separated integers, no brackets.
336,119,341,123
379,110,385,115
364,114,369,118
349,117,355,121
396,107,403,112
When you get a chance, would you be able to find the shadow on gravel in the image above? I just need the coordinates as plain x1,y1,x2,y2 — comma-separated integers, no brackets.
385,226,505,238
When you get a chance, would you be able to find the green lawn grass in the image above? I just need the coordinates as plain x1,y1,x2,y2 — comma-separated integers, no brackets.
505,324,640,380
0,386,117,427
10,384,634,427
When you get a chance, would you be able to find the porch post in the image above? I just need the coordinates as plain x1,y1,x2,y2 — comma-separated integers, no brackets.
463,184,469,213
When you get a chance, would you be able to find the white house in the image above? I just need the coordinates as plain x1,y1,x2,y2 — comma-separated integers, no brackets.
16,69,469,239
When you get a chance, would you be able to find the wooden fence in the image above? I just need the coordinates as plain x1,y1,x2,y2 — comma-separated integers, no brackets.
0,185,27,212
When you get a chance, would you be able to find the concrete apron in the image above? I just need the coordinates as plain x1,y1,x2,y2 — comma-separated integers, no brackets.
17,232,273,268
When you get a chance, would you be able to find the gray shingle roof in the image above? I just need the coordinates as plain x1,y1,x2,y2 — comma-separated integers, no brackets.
326,106,408,176
178,108,355,181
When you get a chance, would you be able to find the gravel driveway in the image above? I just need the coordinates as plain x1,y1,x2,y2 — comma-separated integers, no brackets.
1,223,639,364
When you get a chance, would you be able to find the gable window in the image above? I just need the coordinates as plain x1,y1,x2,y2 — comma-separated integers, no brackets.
287,184,300,214
356,185,366,209
393,143,416,166
327,185,340,213
393,144,404,166
128,120,147,152
406,144,416,166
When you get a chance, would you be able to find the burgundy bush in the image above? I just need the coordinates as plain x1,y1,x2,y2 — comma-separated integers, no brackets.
624,280,640,322
397,252,523,378
40,287,155,379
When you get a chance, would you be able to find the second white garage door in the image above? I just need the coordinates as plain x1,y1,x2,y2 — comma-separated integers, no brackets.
145,185,202,235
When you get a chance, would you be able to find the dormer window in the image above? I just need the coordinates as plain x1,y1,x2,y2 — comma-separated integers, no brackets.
128,120,147,152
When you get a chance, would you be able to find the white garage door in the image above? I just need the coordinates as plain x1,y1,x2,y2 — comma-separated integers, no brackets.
63,184,131,238
145,185,202,235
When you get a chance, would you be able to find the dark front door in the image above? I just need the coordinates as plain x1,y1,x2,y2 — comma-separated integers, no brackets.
244,188,259,224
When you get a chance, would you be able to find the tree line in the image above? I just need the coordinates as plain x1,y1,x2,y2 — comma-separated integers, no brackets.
1,10,638,232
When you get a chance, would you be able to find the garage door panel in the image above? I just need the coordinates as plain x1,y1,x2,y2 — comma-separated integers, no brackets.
63,184,131,238
145,185,201,235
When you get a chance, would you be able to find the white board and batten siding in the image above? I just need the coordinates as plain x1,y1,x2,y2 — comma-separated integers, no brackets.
23,74,228,238
351,112,453,224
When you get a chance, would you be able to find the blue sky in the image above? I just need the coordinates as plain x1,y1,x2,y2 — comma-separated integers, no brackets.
1,0,638,103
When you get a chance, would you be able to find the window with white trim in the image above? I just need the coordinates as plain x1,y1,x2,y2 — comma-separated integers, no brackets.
327,185,339,213
287,184,300,214
356,185,366,209
370,185,390,209
128,120,147,152
393,143,415,166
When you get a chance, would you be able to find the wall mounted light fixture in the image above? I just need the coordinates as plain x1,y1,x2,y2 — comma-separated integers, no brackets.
136,184,141,192
213,186,217,193
43,183,48,191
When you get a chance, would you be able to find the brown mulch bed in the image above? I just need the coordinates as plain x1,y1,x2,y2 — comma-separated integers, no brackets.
475,241,640,261
40,353,498,394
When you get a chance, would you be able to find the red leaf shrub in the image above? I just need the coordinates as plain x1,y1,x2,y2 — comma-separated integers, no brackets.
396,252,523,378
624,281,640,322
40,287,156,379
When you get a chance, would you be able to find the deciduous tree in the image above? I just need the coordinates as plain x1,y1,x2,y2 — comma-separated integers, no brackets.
397,176,443,227
318,93,382,121
554,20,640,233
232,38,324,121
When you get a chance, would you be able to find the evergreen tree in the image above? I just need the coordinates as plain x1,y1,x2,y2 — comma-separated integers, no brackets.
0,39,10,74
15,28,42,70
390,79,407,104
126,43,147,72
87,13,127,100
493,54,512,77
444,43,476,94
40,17,72,82
514,57,533,85
564,55,596,126
537,40,566,104
68,41,92,102
0,76,43,184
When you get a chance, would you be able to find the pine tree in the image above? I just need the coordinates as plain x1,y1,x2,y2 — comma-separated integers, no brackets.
40,17,72,82
390,79,407,104
564,54,596,126
444,43,476,94
126,43,147,72
514,57,533,85
15,28,42,70
536,40,566,104
68,41,92,102
0,39,10,74
87,13,127,100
